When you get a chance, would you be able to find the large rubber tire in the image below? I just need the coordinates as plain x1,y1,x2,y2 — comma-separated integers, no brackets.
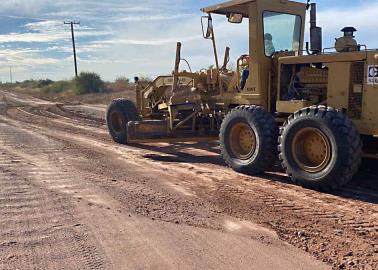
279,106,362,190
220,105,278,175
106,99,139,144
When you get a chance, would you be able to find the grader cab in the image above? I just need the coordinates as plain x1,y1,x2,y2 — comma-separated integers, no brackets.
107,0,378,190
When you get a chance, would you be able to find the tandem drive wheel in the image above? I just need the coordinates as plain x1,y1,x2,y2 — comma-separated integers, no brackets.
220,105,278,175
279,106,362,191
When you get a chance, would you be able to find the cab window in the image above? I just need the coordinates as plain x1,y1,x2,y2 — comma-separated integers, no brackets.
263,11,302,56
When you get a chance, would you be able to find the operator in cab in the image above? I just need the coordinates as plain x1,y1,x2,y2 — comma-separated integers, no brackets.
264,33,276,56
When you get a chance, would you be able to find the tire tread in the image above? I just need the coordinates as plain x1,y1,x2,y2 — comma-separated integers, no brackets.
106,99,139,144
220,105,278,174
279,106,362,190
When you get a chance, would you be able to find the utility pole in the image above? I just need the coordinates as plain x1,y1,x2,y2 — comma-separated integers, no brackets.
9,66,13,84
64,21,80,77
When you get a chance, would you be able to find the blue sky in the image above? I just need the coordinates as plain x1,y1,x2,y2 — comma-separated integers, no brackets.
0,0,377,82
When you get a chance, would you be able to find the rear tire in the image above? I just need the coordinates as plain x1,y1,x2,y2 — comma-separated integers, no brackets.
106,99,139,144
220,105,278,175
279,106,362,190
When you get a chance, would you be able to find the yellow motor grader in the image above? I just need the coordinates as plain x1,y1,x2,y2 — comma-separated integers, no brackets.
107,0,378,190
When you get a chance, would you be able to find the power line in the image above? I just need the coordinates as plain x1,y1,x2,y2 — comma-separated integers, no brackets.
64,21,80,77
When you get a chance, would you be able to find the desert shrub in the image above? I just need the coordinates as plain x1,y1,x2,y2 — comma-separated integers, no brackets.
112,76,131,91
37,79,53,88
43,80,72,94
14,80,39,89
18,80,33,88
74,72,104,95
5,79,54,90
115,76,130,84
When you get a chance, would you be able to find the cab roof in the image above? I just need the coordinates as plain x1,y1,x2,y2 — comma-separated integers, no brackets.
201,0,306,18
201,0,253,17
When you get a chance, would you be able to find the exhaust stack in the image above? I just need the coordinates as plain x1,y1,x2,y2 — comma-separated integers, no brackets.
309,3,322,54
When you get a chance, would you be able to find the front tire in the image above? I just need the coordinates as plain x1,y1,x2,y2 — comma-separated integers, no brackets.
106,99,139,144
279,106,362,190
220,105,278,175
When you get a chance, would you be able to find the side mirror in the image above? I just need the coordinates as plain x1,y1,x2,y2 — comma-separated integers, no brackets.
228,13,243,24
201,15,213,39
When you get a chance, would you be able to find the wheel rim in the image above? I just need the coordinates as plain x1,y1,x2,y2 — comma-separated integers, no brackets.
229,122,256,160
292,127,332,173
110,111,123,133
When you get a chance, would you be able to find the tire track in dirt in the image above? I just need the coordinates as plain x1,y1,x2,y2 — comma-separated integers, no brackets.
211,184,377,268
1,94,377,269
0,125,115,269
15,103,378,199
0,112,331,269
7,105,378,213
0,146,107,270
4,107,378,215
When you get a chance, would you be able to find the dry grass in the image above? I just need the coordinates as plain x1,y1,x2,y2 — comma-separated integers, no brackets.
0,83,136,105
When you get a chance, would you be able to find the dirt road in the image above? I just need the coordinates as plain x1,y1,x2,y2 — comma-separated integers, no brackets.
0,89,377,270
